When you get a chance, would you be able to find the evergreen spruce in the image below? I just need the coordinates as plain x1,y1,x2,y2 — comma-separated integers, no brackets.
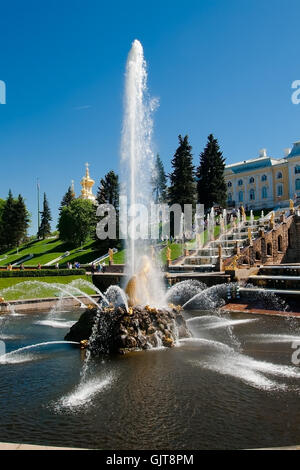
59,186,75,214
197,134,227,209
96,170,119,209
0,190,17,248
14,194,30,246
168,135,196,208
152,154,168,203
38,193,52,239
0,190,30,249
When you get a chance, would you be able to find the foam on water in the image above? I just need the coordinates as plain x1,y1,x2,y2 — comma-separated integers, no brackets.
247,334,300,343
192,348,300,391
0,353,41,365
57,375,113,410
35,320,76,329
178,337,233,352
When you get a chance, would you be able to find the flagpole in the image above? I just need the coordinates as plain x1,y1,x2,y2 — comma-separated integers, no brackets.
37,178,40,237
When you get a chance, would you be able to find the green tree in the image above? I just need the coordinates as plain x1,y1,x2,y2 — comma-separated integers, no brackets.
168,135,196,208
59,186,75,214
38,193,52,239
197,134,227,209
58,198,96,246
96,170,119,209
0,190,17,249
152,154,168,203
0,191,30,249
14,194,30,246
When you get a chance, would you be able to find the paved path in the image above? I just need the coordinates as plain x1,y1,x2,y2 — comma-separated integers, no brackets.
0,442,84,450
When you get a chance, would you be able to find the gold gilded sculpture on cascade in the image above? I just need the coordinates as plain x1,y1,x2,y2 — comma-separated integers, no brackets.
240,205,246,222
108,248,114,263
166,246,171,262
125,255,152,307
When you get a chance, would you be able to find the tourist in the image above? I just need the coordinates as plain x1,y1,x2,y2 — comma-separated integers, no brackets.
7,264,12,271
97,264,101,272
37,263,42,270
69,263,73,270
20,263,24,271
55,262,59,269
91,263,95,273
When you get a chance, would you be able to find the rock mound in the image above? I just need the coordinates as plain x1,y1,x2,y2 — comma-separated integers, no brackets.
65,305,190,355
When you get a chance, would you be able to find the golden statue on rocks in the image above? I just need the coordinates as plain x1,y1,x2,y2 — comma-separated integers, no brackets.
125,255,152,307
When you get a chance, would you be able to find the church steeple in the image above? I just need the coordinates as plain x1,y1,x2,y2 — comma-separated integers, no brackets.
80,162,96,203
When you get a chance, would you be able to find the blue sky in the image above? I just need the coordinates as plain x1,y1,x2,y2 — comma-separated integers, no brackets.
0,0,300,234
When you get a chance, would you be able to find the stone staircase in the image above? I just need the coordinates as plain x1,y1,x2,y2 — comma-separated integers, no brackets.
240,265,300,306
183,214,271,268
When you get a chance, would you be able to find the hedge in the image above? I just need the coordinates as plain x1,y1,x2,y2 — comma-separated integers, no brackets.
0,269,86,278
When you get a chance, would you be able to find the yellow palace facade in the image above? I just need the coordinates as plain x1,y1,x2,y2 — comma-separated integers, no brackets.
224,141,300,210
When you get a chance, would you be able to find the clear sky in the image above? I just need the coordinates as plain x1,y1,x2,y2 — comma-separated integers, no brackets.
0,0,300,234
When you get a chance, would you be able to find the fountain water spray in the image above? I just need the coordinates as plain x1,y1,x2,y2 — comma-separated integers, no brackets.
121,39,165,307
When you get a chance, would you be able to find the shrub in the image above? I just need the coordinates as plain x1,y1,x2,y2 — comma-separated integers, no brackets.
0,269,86,278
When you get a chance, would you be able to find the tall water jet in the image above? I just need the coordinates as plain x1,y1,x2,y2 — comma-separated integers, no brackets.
120,39,164,307
121,40,154,274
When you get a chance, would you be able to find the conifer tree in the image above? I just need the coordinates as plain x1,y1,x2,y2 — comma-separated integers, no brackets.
197,134,227,209
0,190,17,248
14,194,30,246
38,193,52,239
96,170,119,209
168,135,196,208
152,154,168,203
0,191,30,249
59,186,75,214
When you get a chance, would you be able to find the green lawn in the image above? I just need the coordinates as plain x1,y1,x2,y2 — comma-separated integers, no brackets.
0,274,95,301
0,237,104,268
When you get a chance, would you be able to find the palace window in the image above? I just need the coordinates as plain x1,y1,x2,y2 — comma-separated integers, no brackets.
249,177,255,184
238,179,243,186
277,171,283,179
277,184,283,197
227,181,232,188
261,174,267,182
296,179,300,191
295,166,300,174
249,188,255,200
228,192,232,202
238,191,244,202
262,187,267,199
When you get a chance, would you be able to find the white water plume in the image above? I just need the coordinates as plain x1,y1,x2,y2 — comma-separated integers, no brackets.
56,375,114,410
120,39,165,307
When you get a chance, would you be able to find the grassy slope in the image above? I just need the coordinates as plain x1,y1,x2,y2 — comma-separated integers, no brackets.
0,238,103,267
0,275,94,300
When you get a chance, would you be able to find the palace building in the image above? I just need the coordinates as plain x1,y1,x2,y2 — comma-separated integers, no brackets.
225,141,300,210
